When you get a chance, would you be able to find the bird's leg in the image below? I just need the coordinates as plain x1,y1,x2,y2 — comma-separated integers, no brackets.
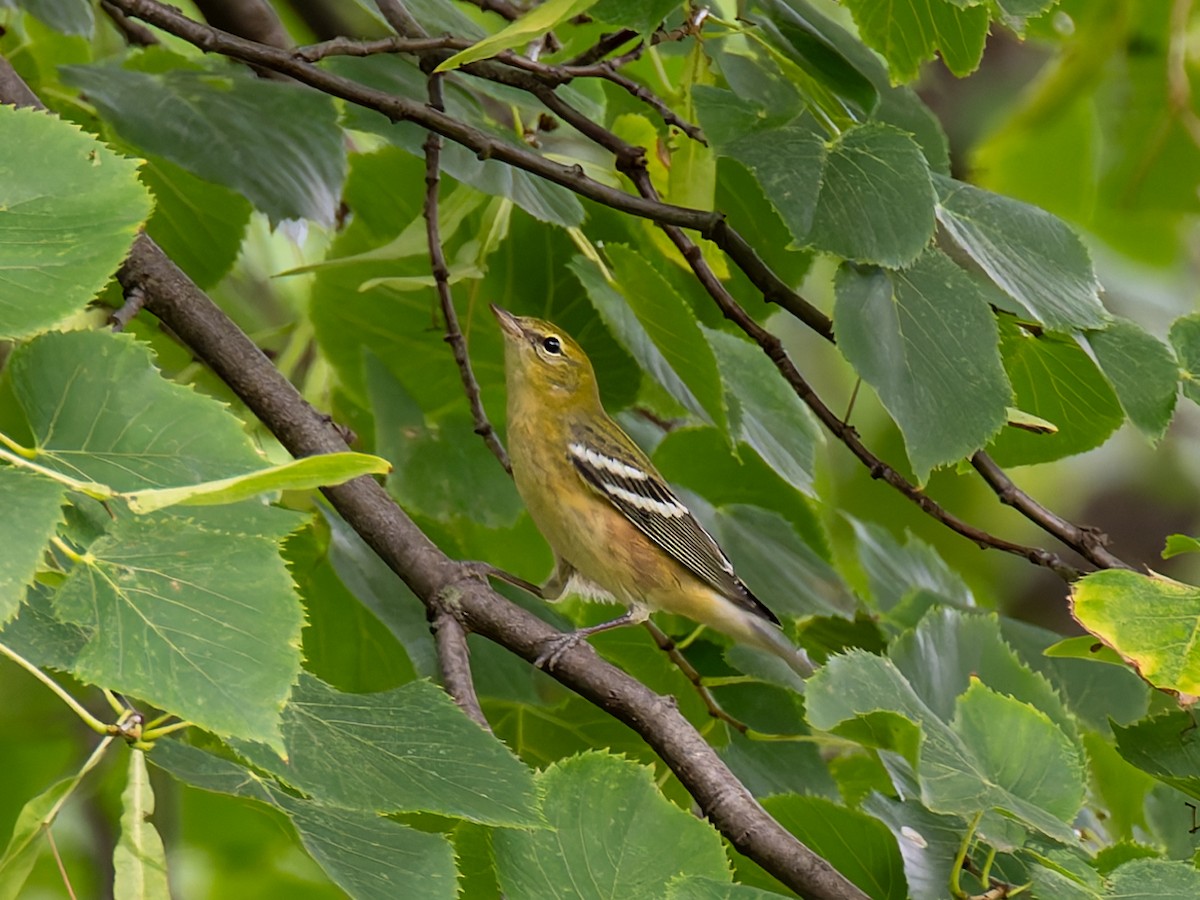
535,606,648,670
460,558,576,601
459,561,546,599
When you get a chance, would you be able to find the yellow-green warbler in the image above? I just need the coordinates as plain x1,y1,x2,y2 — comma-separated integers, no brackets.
493,305,812,677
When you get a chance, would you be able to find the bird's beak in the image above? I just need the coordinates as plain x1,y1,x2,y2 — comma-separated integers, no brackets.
490,304,524,341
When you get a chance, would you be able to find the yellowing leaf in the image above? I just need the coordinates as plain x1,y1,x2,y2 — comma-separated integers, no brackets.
1073,570,1200,696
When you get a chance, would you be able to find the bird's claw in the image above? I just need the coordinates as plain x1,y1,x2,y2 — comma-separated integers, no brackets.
534,631,587,670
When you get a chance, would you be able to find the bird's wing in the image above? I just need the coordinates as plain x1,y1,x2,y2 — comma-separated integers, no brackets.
567,421,780,626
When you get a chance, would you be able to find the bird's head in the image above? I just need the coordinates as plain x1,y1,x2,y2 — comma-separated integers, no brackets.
491,305,599,403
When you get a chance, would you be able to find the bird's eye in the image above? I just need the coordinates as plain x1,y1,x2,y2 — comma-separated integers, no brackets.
541,336,562,355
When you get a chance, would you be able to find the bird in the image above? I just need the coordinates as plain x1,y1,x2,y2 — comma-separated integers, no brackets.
491,304,812,678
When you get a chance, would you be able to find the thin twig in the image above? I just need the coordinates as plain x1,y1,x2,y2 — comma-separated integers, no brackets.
429,599,490,730
462,0,525,22
100,0,158,45
643,620,748,734
109,284,146,331
293,34,465,63
45,830,78,900
970,452,1132,570
373,0,426,39
424,74,511,471
565,28,638,66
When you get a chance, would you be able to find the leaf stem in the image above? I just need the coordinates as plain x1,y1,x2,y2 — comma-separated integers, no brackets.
949,810,983,898
0,447,114,501
50,535,88,565
0,430,36,459
141,719,193,741
0,640,110,734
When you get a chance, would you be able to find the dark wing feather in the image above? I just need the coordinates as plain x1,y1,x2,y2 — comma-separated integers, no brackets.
568,422,779,625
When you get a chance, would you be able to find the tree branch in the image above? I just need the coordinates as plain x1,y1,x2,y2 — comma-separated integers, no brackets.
428,598,490,731
970,452,1133,571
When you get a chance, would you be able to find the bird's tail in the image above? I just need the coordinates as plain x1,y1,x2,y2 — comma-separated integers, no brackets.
745,616,814,681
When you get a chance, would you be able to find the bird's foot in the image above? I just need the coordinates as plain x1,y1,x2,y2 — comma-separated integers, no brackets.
534,630,589,670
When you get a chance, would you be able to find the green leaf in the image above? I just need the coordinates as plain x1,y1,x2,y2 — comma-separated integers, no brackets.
888,607,1077,742
1086,319,1179,440
758,795,907,900
807,651,1084,846
1042,635,1126,668
332,57,584,227
1072,569,1200,696
697,96,935,266
843,0,990,82
9,330,266,491
309,154,506,416
850,518,973,613
605,245,728,432
809,122,936,267
591,0,680,33
233,675,541,827
743,0,880,116
1094,841,1161,875
1108,859,1200,896
696,97,824,240
711,504,856,620
1169,313,1200,406
435,0,599,72
666,876,780,899
274,793,459,900
0,105,152,340
934,174,1106,331
987,317,1124,466
60,62,346,225
0,775,82,899
0,468,65,625
990,0,1058,33
140,154,252,290
952,679,1085,837
113,751,169,900
124,453,391,513
704,328,820,493
492,752,731,898
1164,534,1200,559
287,524,417,693
1000,618,1150,734
1112,710,1200,801
382,410,523,528
148,740,458,900
862,792,973,900
569,256,704,420
0,584,88,672
53,509,305,750
18,0,94,34
0,735,107,900
834,251,1011,482
1085,733,1156,844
